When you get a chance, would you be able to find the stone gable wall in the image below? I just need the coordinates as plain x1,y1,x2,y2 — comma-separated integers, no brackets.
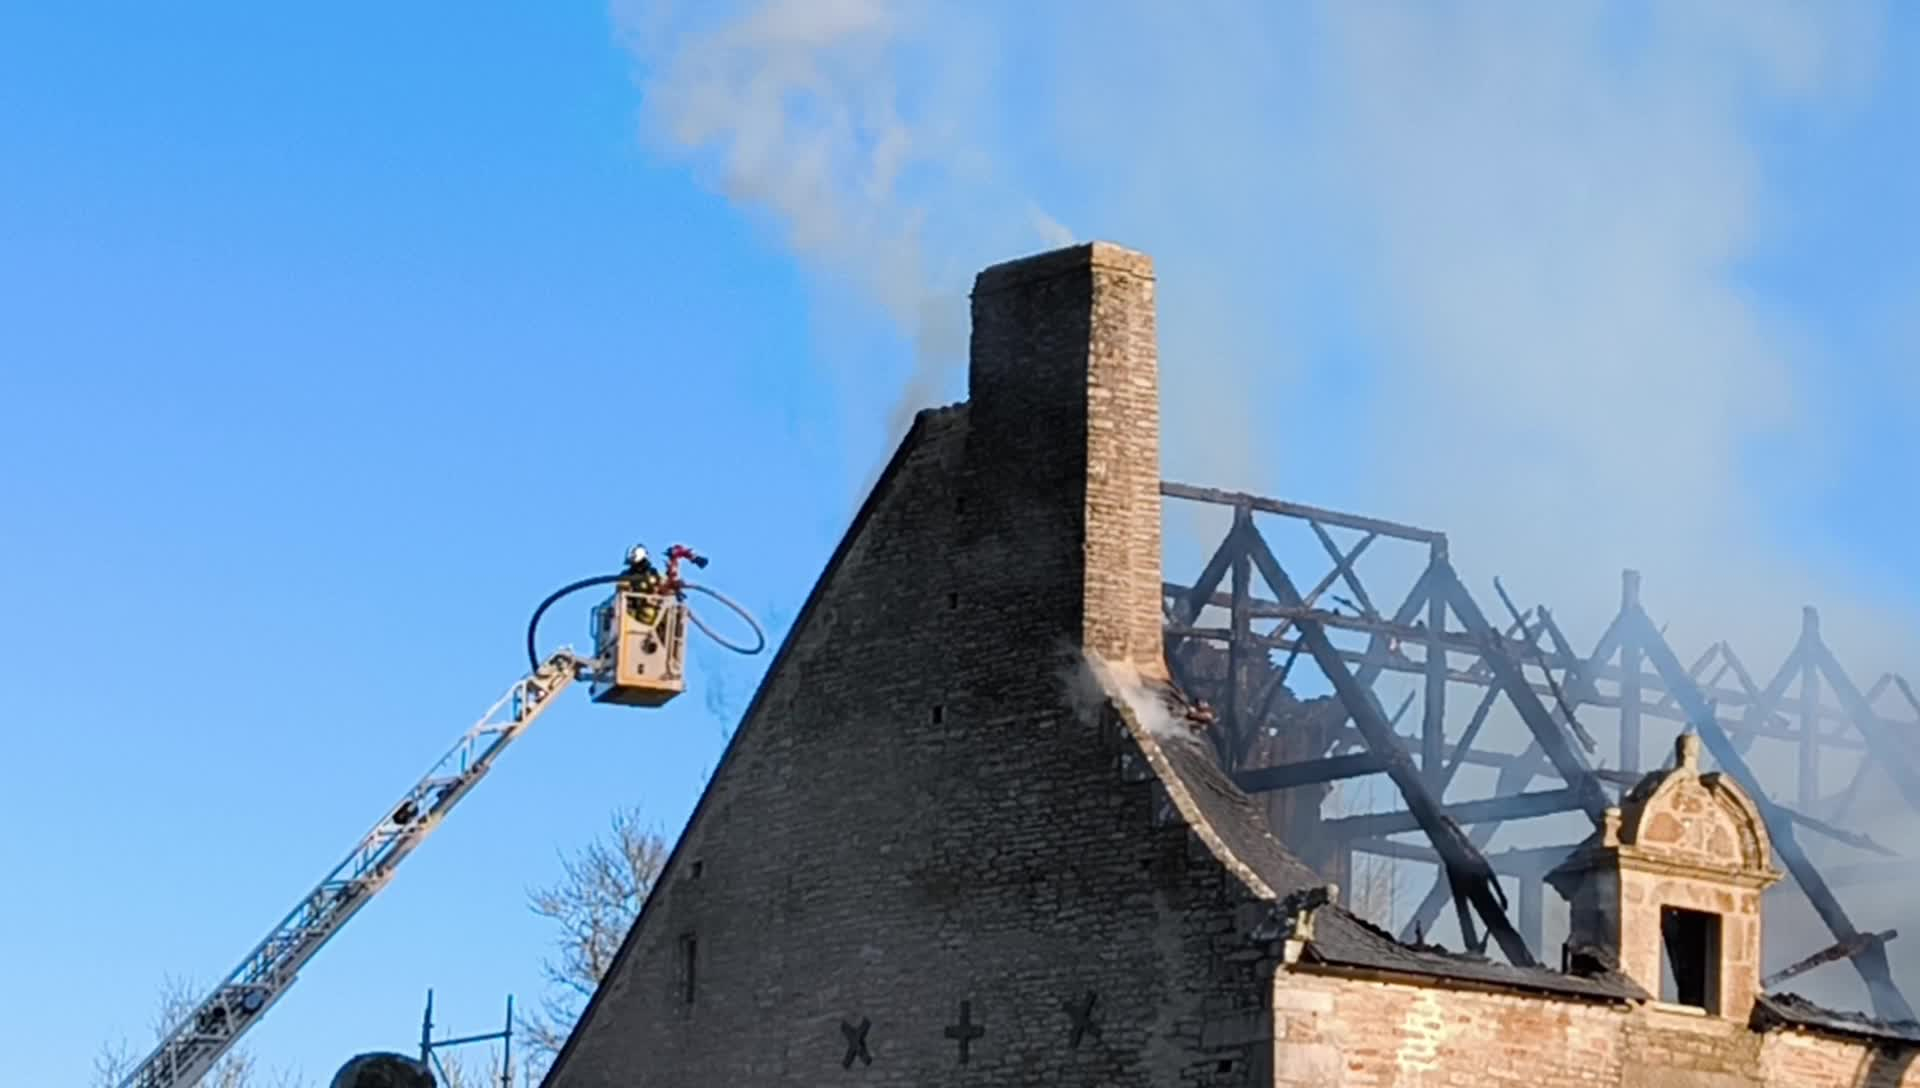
545,244,1286,1087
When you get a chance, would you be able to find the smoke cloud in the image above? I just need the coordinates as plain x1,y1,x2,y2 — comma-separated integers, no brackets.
1075,651,1190,744
614,0,1073,454
613,0,1916,1014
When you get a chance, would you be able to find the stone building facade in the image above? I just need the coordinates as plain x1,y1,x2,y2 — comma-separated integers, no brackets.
543,242,1920,1087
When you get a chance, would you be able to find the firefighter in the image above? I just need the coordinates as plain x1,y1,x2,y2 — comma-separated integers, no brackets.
623,545,668,630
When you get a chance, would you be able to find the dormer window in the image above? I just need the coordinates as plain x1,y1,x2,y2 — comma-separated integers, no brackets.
1546,733,1781,1023
1660,906,1722,1012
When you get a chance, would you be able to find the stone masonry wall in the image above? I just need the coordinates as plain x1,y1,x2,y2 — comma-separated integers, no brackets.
1273,968,1920,1087
545,243,1283,1087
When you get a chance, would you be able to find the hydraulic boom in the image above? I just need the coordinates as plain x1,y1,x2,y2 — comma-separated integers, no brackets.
117,652,581,1088
114,544,766,1087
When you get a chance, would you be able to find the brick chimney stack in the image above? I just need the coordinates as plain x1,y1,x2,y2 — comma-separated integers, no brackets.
962,242,1167,680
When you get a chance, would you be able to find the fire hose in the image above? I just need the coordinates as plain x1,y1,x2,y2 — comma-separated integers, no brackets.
525,568,768,671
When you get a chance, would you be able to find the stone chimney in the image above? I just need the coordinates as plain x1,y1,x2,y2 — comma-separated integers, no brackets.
1548,733,1783,1021
961,242,1167,680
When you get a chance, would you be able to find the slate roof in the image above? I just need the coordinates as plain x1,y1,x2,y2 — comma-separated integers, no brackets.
1757,993,1920,1046
1116,675,1646,1002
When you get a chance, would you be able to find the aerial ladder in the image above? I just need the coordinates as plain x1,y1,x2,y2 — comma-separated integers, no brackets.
117,545,765,1088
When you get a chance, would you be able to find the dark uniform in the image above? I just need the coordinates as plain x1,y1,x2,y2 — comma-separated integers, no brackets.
625,558,666,630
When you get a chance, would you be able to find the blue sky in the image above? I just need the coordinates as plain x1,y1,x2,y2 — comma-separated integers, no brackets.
2,2,1917,1082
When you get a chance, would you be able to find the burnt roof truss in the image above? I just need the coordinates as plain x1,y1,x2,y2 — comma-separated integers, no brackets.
1159,482,1920,1016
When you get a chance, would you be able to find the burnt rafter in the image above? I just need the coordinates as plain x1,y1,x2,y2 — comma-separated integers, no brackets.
1811,632,1920,816
1357,837,1575,879
1440,563,1608,821
1238,524,1538,967
1162,611,1877,757
1321,787,1591,840
1235,752,1387,792
1168,586,1907,743
1159,482,1443,544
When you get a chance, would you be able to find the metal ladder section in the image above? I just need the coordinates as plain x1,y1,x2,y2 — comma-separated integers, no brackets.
118,652,582,1088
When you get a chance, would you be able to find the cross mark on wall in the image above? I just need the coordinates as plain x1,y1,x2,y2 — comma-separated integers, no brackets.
840,1017,872,1069
944,1000,984,1064
1064,990,1102,1048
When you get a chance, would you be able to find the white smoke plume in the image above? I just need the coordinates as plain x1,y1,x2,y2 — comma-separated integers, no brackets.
614,0,1918,1014
1074,651,1190,744
613,0,1073,459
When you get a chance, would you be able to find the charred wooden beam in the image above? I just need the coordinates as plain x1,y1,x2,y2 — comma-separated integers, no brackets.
1321,788,1590,840
1641,642,1726,725
1239,526,1538,967
1765,930,1899,990
1801,607,1823,810
1494,582,1599,756
1160,481,1445,544
1170,579,1915,740
1730,636,1802,758
1226,506,1254,770
1630,607,1917,1023
1353,837,1575,877
1266,532,1379,647
1235,752,1387,792
1437,683,1504,794
1810,626,1920,818
1559,607,1624,707
1170,526,1243,628
1394,608,1609,945
1311,519,1381,619
1167,589,1912,740
1400,743,1554,944
1619,571,1644,772
1423,540,1449,784
1897,674,1920,720
1442,562,1608,822
1325,728,1513,772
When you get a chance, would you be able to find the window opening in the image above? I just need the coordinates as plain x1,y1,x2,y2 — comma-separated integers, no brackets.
678,932,698,1006
1660,906,1721,1011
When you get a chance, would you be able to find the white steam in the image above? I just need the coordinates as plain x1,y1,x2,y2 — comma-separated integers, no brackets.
1076,652,1190,743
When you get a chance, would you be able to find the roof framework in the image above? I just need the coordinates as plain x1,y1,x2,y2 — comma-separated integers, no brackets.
1159,481,1920,1022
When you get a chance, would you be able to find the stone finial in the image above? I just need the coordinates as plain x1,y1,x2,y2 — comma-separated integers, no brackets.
1601,806,1623,848
1676,732,1701,771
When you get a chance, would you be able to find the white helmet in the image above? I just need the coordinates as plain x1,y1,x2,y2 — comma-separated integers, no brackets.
626,544,649,568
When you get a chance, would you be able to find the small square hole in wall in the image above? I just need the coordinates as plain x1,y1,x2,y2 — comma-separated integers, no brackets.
932,705,945,724
1216,1059,1234,1073
947,592,959,610
689,860,704,880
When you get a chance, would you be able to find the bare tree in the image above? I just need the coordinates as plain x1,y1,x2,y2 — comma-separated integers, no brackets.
431,1045,533,1088
92,1038,136,1088
521,806,670,1074
1323,780,1407,931
93,975,309,1088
